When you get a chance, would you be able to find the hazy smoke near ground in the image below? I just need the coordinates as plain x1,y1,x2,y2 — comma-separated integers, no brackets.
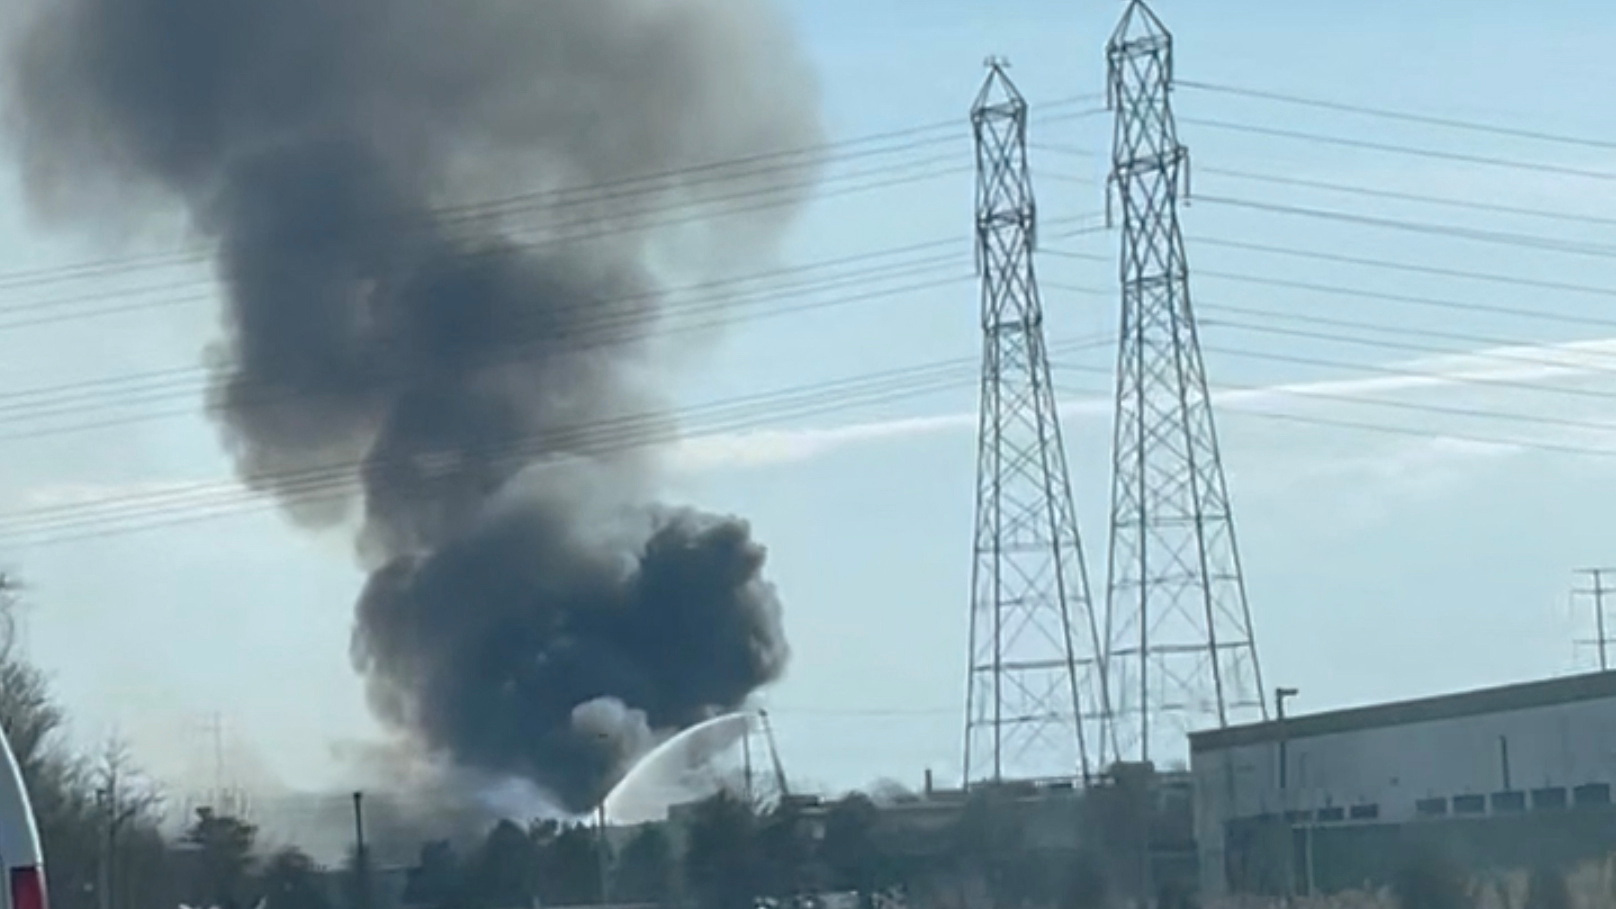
5,0,818,812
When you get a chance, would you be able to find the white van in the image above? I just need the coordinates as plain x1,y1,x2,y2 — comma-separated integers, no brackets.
0,726,44,909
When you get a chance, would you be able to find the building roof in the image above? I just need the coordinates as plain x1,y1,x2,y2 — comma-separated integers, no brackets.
1189,670,1616,753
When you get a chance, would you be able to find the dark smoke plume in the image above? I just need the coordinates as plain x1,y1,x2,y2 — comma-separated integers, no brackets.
6,0,819,811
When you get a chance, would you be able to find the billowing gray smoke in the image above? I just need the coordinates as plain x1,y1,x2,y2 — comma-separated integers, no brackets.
6,0,819,811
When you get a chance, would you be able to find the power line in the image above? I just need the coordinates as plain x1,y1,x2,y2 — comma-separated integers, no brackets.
0,236,978,409
1200,348,1616,435
1175,79,1616,152
0,371,975,543
1179,116,1616,183
1051,278,1616,394
1197,302,1616,373
0,100,1109,296
0,271,977,441
1199,323,1616,406
1050,372,1616,462
1042,246,1616,331
0,168,1097,333
1197,271,1616,332
0,218,1110,431
1059,318,1616,425
0,154,970,325
1195,165,1616,230
1222,408,1616,461
15,322,1616,546
0,336,1115,545
1193,194,1616,261
1048,274,1616,373
37,271,1603,530
7,251,969,408
1028,141,1098,159
22,261,1616,440
0,127,954,289
1052,325,1616,436
1183,235,1616,307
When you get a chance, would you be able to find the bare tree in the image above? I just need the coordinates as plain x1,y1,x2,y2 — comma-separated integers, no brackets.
93,737,164,909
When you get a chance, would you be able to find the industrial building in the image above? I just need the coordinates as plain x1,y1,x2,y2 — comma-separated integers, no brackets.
1189,671,1616,899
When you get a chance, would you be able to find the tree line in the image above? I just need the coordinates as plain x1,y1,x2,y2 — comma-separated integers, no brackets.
390,791,906,909
0,581,1114,909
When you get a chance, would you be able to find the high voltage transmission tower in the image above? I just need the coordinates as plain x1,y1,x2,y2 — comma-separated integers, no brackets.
963,59,1108,787
1102,0,1266,765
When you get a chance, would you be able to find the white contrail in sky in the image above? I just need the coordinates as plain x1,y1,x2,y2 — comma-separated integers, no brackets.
669,335,1616,472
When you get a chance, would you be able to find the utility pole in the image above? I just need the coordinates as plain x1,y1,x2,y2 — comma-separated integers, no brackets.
1102,0,1267,766
596,802,610,906
963,57,1109,788
96,787,111,909
352,792,370,909
741,722,755,806
1574,569,1616,671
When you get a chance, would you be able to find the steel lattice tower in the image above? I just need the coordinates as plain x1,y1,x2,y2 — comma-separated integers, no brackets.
1102,1,1266,765
964,60,1108,787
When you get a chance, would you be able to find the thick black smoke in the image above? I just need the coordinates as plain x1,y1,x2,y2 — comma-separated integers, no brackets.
6,0,818,811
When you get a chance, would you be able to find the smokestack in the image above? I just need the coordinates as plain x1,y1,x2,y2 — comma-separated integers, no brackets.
6,0,821,813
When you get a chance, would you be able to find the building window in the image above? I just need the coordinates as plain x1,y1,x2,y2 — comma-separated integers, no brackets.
1491,791,1526,813
1575,783,1612,807
1284,810,1310,823
1532,787,1569,811
1416,797,1448,817
1453,794,1486,815
1349,804,1379,821
1316,806,1345,823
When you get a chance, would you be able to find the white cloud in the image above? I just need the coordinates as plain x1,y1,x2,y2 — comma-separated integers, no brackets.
667,412,974,473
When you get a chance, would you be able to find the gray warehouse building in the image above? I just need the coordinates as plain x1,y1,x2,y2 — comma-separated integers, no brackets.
1189,671,1616,899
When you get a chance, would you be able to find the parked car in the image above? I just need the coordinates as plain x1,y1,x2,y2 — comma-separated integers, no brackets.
0,725,44,909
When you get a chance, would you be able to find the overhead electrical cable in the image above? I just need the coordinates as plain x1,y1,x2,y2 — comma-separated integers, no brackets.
1179,117,1616,183
0,271,979,439
1052,373,1616,463
0,98,1107,293
1195,165,1616,229
1175,79,1616,152
21,319,1616,545
1192,194,1616,261
0,154,974,324
1183,236,1616,306
0,336,1118,546
1042,247,1616,331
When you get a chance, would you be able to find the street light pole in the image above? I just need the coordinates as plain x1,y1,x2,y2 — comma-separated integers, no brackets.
353,792,370,909
596,802,610,906
1274,687,1299,901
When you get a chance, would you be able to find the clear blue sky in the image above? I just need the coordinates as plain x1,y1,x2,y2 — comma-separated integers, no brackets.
3,0,1616,817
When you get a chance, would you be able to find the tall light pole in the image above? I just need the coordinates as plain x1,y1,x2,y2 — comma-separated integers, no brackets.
1274,687,1302,900
596,802,612,906
352,792,370,909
